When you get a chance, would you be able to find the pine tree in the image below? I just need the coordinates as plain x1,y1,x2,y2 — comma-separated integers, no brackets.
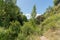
31,5,37,19
31,5,37,27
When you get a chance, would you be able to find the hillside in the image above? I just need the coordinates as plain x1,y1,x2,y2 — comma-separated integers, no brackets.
0,0,60,40
39,4,60,40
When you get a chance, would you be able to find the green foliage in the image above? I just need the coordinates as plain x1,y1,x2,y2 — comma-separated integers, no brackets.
0,0,27,27
1,0,60,40
17,14,28,25
9,21,20,34
40,13,60,33
0,0,28,40
30,5,37,27
8,21,21,40
5,0,17,4
40,4,60,35
31,5,36,19
21,22,35,36
54,0,60,5
16,33,26,40
0,27,10,40
22,15,28,22
43,6,54,18
16,22,41,40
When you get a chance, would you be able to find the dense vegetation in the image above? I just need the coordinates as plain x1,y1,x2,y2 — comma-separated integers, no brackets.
0,0,60,40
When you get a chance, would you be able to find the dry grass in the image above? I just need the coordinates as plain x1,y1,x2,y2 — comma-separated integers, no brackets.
44,29,60,40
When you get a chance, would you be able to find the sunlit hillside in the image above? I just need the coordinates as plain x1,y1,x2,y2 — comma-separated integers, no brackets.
0,0,60,40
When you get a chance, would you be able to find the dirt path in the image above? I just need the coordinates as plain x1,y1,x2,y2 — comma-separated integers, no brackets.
40,36,49,40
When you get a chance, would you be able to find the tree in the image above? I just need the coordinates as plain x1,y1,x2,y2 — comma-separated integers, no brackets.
31,5,37,27
54,0,60,5
31,5,37,19
22,15,28,22
5,0,17,4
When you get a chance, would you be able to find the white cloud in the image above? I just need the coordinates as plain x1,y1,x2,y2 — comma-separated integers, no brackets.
23,14,41,19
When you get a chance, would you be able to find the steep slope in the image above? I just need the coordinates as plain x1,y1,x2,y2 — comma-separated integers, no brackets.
40,4,60,40
41,13,60,31
40,4,60,31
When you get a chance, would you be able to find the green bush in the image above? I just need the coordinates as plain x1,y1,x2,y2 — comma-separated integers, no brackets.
16,33,26,40
8,21,21,40
21,22,35,36
0,27,10,40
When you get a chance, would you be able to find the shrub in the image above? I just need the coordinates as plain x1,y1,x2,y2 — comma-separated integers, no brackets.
8,21,21,40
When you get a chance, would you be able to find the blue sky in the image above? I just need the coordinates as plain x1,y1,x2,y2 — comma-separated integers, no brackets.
16,0,53,14
16,0,53,19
